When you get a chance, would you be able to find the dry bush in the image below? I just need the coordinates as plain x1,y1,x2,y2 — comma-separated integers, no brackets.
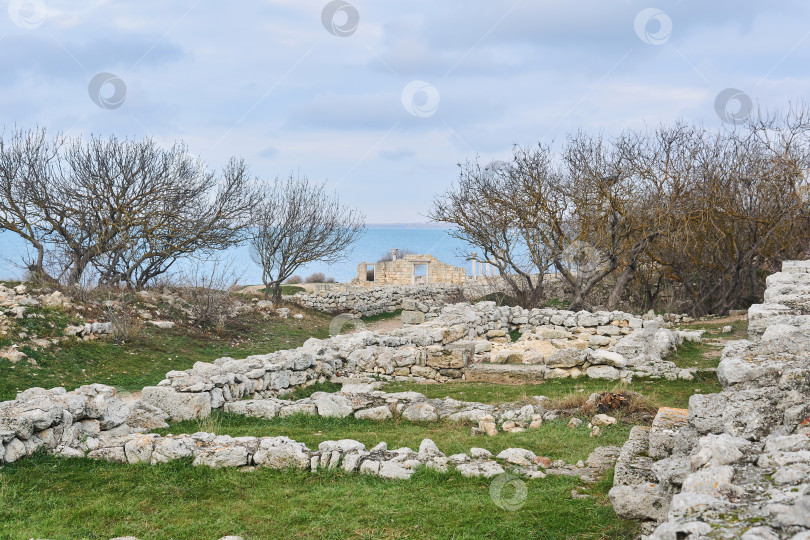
104,303,142,342
549,393,589,411
178,261,242,333
284,275,302,284
304,272,326,283
377,248,416,262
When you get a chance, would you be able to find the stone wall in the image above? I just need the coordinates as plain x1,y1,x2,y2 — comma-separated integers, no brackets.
1,299,691,469
291,284,459,316
609,260,810,539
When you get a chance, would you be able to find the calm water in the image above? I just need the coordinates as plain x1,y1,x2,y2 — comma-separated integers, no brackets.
0,227,476,284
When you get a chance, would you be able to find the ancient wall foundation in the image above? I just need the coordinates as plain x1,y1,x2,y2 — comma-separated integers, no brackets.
609,260,810,539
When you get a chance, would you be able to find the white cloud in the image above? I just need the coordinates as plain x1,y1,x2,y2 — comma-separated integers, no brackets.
0,0,808,222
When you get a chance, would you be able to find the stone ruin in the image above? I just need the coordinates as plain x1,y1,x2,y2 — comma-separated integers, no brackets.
352,251,466,287
1,295,694,471
16,261,810,537
609,260,810,539
291,283,457,317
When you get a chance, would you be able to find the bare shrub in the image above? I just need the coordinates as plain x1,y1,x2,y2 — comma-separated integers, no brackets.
377,248,416,262
104,303,141,342
177,261,243,333
304,272,326,283
284,275,302,284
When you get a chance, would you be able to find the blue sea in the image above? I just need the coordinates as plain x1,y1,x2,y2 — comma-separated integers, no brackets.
0,226,476,284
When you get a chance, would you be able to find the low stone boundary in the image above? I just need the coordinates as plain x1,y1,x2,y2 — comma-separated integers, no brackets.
608,260,810,538
1,299,693,469
80,430,620,483
290,284,459,317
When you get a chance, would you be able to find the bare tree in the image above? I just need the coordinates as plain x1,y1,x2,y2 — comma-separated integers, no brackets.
646,110,810,315
431,108,810,313
250,174,365,300
430,150,559,308
0,127,61,281
0,130,259,288
92,156,259,289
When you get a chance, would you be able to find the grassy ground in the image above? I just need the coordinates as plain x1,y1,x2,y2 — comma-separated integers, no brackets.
384,371,721,411
679,317,748,336
361,309,403,324
0,295,741,539
0,453,635,540
156,413,633,463
668,341,721,370
0,310,332,401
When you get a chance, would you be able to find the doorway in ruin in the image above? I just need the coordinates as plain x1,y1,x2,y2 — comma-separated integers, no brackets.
366,264,375,282
413,263,427,285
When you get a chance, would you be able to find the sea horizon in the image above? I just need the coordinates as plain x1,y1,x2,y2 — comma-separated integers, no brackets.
0,225,474,285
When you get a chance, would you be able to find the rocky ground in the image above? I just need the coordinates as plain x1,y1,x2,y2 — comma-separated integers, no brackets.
0,281,310,368
0,277,761,539
609,262,810,539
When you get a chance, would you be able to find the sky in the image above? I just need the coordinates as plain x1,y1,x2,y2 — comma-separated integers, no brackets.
2,0,809,223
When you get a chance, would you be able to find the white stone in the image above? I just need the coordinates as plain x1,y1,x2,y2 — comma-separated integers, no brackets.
496,448,537,466
402,403,439,422
311,392,353,418
140,386,211,422
253,437,310,469
354,406,392,421
417,438,445,460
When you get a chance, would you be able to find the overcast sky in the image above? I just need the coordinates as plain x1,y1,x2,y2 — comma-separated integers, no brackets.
3,0,809,222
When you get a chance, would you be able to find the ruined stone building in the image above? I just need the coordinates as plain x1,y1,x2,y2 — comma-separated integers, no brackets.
352,251,466,287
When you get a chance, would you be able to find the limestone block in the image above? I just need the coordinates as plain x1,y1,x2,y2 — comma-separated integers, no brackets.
609,484,670,521
648,407,689,459
140,386,211,422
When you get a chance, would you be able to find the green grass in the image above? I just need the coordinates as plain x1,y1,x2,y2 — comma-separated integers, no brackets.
157,413,632,464
680,317,748,337
0,453,636,540
254,285,306,295
668,340,722,370
3,305,78,340
384,371,721,411
285,381,343,401
0,311,332,401
542,298,571,309
361,309,403,324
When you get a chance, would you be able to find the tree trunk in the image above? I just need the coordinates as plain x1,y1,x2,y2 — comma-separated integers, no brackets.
607,265,635,310
25,241,56,284
68,251,92,285
272,282,282,301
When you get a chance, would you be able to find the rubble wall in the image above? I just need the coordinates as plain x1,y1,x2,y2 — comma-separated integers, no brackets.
609,260,810,539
